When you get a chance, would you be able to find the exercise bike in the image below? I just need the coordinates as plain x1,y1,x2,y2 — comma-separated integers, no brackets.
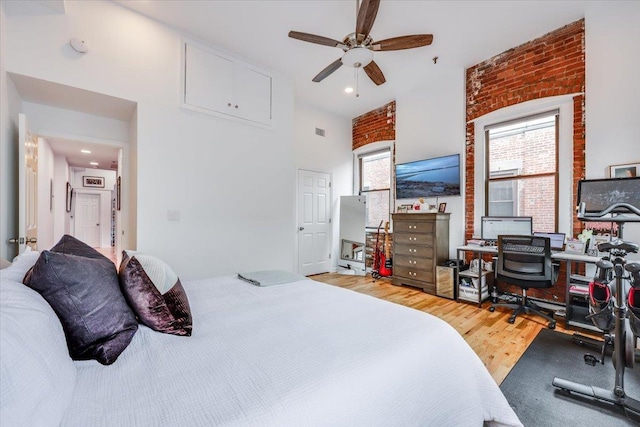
552,185,640,418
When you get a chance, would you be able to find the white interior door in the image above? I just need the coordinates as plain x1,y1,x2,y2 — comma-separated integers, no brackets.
298,169,332,276
14,113,38,253
75,193,101,247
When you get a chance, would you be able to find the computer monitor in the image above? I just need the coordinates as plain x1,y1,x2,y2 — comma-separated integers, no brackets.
533,232,566,251
481,216,533,241
577,177,640,214
480,216,533,241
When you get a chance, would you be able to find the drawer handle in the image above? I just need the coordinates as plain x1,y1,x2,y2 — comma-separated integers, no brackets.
409,237,416,241
410,249,416,253
409,260,417,265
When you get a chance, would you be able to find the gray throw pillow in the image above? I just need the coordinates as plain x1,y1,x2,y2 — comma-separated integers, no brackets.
23,236,138,365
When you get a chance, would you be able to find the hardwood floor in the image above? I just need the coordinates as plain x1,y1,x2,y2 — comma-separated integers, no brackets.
311,272,599,385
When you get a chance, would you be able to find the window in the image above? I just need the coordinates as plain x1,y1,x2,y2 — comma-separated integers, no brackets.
486,111,558,232
358,149,391,228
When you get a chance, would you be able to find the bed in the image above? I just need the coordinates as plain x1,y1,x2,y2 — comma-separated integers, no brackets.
1,247,522,427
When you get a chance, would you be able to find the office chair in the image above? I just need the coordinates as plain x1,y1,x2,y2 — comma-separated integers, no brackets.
489,235,559,329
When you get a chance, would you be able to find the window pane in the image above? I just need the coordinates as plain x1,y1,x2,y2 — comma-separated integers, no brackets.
488,115,556,176
488,176,556,231
365,190,390,228
361,151,390,191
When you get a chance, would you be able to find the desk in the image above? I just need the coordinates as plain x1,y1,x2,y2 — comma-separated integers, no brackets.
456,245,600,330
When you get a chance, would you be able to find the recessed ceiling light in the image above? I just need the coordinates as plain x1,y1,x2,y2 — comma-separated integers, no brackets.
81,149,91,154
90,162,99,166
344,87,354,93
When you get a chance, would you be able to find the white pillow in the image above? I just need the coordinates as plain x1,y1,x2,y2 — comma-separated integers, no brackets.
0,278,77,426
0,247,41,283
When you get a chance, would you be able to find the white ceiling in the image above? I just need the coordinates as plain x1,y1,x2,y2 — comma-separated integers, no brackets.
114,0,595,118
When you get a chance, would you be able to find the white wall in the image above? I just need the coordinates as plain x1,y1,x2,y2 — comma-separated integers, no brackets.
293,102,352,271
53,153,70,241
4,0,296,279
396,68,466,259
22,101,130,143
585,1,640,256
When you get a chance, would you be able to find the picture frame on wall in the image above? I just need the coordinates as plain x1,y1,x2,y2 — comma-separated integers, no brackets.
66,182,73,212
83,176,105,188
609,162,639,178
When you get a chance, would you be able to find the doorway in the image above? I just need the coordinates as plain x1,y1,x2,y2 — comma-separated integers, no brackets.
297,169,332,276
74,192,101,247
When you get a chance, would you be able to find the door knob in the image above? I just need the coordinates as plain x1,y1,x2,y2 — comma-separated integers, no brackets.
299,227,305,231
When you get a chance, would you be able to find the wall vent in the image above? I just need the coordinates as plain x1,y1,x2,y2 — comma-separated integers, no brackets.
315,127,325,137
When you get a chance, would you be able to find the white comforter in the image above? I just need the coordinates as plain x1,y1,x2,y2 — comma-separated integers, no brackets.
63,276,522,427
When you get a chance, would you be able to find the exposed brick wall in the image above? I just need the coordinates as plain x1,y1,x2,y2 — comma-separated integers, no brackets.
465,19,586,303
352,101,396,150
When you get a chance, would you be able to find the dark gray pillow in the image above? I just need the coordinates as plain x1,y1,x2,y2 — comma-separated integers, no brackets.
119,251,192,336
50,234,106,259
23,248,138,365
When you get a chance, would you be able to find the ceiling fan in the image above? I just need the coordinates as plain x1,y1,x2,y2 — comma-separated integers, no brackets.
288,0,433,86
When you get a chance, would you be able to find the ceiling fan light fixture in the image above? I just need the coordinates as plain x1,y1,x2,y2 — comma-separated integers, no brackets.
342,47,373,68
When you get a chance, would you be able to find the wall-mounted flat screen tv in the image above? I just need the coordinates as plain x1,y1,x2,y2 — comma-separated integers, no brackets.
395,154,461,199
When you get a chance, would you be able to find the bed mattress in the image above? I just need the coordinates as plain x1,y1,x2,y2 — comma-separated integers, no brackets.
63,275,521,426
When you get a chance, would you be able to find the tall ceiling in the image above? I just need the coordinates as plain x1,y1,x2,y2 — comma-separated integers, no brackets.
114,0,595,118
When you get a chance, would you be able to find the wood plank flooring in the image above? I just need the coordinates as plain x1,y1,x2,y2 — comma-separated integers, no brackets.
311,272,599,385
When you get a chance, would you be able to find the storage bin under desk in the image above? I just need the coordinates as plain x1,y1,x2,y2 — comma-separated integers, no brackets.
458,270,489,303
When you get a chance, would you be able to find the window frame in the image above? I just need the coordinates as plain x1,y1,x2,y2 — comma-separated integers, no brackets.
484,110,560,231
353,141,394,231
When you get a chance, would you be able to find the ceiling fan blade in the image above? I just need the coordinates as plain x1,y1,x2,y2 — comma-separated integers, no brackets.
372,34,434,51
364,61,386,86
312,58,343,82
288,31,344,48
355,0,381,42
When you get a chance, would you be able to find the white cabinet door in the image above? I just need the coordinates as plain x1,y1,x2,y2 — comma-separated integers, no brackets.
234,65,272,125
184,44,233,114
183,42,272,127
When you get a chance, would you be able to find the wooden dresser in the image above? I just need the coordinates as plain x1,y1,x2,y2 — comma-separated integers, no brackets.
391,213,450,295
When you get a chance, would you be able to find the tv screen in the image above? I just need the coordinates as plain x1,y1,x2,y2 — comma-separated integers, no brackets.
395,154,460,199
577,177,640,213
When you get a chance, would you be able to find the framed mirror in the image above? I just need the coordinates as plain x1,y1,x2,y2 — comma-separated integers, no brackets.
338,196,366,275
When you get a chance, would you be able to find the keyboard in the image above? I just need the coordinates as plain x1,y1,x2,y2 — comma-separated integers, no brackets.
503,243,545,254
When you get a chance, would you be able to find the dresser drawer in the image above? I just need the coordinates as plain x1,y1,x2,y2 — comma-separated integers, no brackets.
394,221,434,234
393,266,433,283
394,256,434,271
394,232,434,246
394,244,433,258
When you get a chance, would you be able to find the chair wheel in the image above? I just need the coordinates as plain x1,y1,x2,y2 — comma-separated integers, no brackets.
508,317,515,324
548,321,556,329
489,307,495,312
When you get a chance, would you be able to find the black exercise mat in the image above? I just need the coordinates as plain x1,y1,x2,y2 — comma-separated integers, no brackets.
500,328,640,426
